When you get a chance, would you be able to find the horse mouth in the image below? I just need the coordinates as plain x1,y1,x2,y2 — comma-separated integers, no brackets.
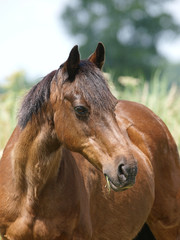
106,176,135,192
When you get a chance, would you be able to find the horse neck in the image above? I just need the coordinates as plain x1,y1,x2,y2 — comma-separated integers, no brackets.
12,114,62,198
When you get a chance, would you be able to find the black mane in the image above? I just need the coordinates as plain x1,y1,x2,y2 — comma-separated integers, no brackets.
18,70,56,129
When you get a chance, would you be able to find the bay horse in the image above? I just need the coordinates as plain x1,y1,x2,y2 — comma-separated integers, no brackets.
0,43,179,240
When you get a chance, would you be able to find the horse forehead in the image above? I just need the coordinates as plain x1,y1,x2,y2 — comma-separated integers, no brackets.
62,82,84,101
59,62,117,111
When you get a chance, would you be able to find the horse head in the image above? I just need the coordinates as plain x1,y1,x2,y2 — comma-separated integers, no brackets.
51,43,137,191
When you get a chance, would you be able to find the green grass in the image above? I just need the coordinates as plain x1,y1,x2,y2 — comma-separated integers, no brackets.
0,90,26,150
0,71,31,151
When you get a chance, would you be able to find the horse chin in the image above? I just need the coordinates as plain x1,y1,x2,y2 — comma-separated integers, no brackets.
108,179,135,192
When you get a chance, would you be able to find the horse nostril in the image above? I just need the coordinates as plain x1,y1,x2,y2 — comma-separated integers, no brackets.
118,164,124,175
118,164,128,178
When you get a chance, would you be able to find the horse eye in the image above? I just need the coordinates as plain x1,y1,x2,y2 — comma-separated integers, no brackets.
74,106,89,117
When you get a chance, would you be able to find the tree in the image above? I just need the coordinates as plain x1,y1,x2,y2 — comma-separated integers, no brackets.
61,0,180,80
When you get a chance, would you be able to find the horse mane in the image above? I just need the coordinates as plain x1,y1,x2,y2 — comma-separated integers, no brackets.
18,70,56,129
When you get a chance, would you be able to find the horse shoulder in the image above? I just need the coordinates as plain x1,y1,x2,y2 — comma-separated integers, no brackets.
116,100,180,236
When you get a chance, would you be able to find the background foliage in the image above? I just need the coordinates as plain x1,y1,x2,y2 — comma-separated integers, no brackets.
62,0,180,80
0,71,32,151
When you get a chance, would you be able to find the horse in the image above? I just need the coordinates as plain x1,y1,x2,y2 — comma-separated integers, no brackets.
0,42,179,240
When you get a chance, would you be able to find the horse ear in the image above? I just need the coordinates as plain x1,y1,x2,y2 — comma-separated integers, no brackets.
88,42,105,69
66,45,80,80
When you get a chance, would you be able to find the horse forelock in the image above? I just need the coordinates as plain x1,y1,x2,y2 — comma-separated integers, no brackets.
18,70,57,129
75,60,117,112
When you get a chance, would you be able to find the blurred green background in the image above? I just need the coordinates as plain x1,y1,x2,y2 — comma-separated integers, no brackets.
1,0,180,156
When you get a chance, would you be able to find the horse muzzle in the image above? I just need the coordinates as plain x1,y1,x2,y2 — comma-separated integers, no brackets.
104,159,138,192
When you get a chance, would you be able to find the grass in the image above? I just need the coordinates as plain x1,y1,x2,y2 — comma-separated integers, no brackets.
0,89,26,150
0,70,33,151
